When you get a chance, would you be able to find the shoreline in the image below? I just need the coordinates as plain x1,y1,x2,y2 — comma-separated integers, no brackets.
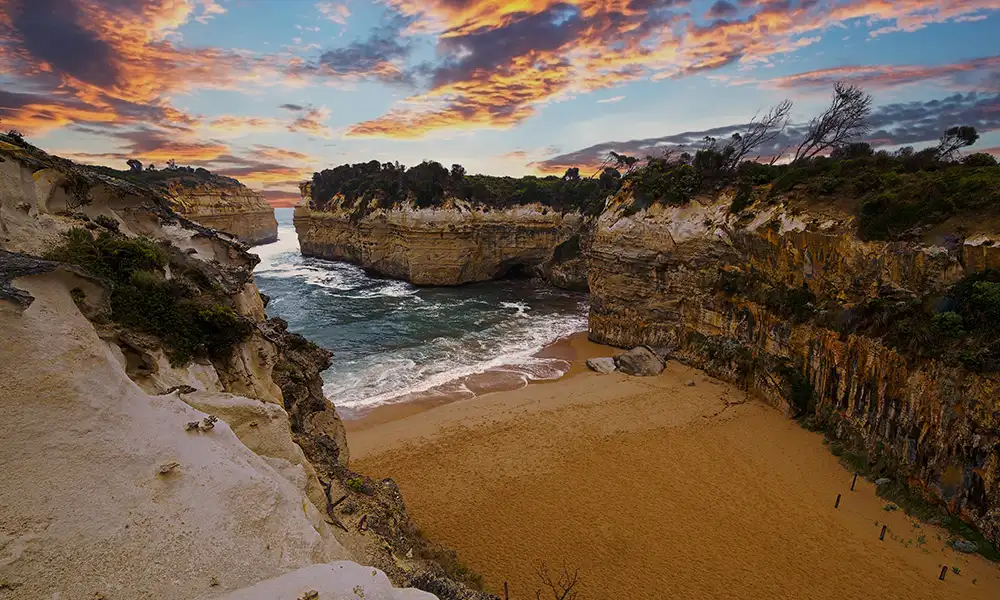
346,343,1000,599
340,331,607,427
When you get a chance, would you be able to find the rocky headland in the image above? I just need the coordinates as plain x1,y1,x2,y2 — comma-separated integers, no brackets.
0,135,490,599
86,163,279,246
163,176,279,246
293,163,605,290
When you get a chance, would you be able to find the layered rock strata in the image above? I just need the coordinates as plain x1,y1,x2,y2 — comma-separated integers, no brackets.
587,190,1000,545
294,188,588,289
165,178,278,245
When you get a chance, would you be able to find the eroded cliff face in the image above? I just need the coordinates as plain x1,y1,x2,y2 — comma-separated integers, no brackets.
165,178,278,246
294,188,589,289
588,190,1000,545
0,138,490,600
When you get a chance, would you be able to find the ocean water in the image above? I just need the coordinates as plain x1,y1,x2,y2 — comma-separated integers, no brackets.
252,208,589,415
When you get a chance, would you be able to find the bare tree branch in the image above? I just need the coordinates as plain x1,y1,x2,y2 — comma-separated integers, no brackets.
793,82,873,163
724,99,793,169
535,561,581,600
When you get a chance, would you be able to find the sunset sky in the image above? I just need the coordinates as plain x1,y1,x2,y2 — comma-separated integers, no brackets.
2,0,999,206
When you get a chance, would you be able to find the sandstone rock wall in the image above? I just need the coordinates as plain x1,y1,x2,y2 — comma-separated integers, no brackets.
0,138,492,600
166,179,278,245
294,198,588,288
588,191,1000,545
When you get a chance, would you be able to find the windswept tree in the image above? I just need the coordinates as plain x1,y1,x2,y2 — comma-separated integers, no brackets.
793,82,873,163
607,151,640,176
126,158,143,172
724,99,793,169
937,125,979,161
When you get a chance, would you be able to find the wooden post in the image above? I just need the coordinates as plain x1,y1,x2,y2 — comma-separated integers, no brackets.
851,473,858,491
504,581,509,600
939,566,948,581
879,525,887,541
835,493,841,508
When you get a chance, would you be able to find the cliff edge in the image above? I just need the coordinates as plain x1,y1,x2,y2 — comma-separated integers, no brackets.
164,176,279,246
294,193,588,289
588,172,1000,550
0,135,492,599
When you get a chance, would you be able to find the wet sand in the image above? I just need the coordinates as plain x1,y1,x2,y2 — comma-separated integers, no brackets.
347,339,1000,599
344,332,605,429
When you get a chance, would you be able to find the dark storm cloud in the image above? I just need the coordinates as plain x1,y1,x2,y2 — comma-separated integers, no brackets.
10,0,120,88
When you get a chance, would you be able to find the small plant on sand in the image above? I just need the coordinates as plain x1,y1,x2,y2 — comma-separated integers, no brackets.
535,561,581,600
346,477,365,493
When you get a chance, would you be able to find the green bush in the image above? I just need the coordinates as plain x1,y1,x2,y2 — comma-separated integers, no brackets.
932,311,965,337
964,153,999,167
346,477,365,493
47,228,250,365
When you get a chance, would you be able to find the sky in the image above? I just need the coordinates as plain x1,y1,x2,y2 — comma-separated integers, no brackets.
2,0,999,207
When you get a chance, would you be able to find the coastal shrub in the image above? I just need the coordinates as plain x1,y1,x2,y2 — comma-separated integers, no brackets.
716,268,817,323
829,270,1000,372
964,152,998,167
93,214,120,232
70,287,86,308
346,477,365,493
46,228,250,364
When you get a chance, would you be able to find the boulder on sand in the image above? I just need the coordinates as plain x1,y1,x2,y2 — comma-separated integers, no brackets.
586,357,617,374
614,346,665,376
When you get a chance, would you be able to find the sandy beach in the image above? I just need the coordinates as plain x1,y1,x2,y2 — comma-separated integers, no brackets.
347,334,1000,599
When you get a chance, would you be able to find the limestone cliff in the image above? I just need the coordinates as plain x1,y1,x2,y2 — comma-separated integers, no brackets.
294,184,589,289
587,188,1000,547
164,177,278,246
0,136,491,600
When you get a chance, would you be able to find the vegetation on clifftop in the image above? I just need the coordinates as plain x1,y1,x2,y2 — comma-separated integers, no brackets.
47,227,251,364
87,160,242,190
310,159,618,217
308,83,999,240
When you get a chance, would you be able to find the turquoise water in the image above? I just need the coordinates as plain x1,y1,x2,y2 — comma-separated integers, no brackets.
252,208,589,414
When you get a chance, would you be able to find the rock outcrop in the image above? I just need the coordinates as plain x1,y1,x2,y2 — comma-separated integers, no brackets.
613,346,665,376
587,189,1000,546
165,178,278,246
0,136,490,600
294,186,588,288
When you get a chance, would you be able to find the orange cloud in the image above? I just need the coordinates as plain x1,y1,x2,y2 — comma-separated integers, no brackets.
205,115,284,133
351,0,1000,138
252,145,313,162
287,106,333,137
316,2,350,25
